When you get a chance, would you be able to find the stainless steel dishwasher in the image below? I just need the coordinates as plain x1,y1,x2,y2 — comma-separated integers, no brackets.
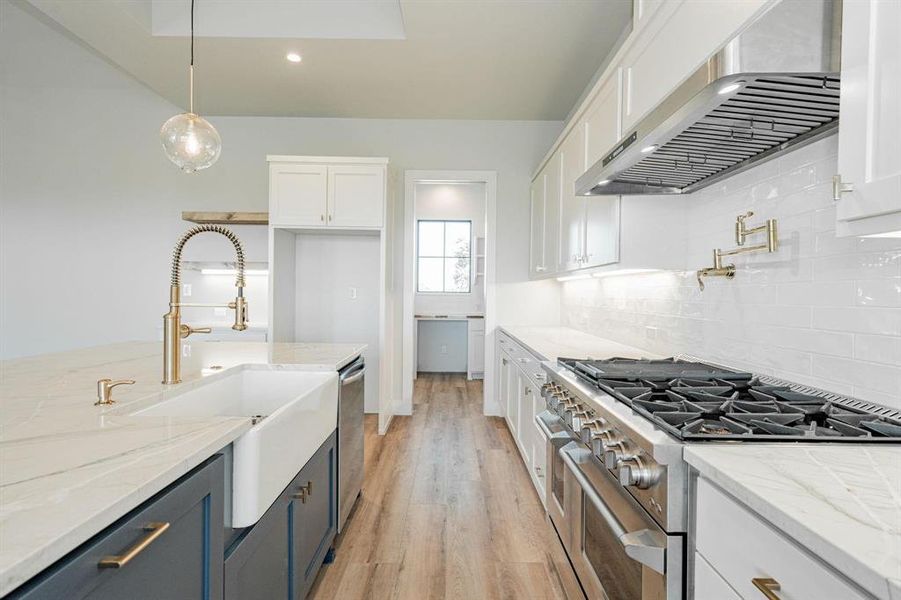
337,356,365,533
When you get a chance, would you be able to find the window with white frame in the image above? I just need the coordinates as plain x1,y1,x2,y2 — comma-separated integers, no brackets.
416,220,472,293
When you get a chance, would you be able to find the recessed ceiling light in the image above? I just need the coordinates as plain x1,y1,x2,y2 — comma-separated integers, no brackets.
286,52,302,63
718,81,743,95
640,145,658,154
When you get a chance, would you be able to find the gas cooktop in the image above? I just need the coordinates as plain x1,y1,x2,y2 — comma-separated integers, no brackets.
558,357,901,442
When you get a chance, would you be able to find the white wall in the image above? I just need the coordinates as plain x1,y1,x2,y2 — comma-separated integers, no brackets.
560,137,901,408
0,2,563,359
293,232,381,411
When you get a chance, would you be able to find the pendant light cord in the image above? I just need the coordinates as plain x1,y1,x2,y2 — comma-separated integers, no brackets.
188,0,195,113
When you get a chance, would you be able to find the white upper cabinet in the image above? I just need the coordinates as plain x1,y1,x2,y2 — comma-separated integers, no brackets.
620,0,768,132
529,171,547,277
327,165,385,228
269,164,329,227
582,69,623,270
584,68,623,169
558,126,587,272
544,149,562,277
835,0,901,237
268,157,387,229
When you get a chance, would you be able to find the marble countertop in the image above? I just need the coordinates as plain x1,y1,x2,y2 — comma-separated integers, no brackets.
685,444,901,600
499,325,660,361
0,340,365,596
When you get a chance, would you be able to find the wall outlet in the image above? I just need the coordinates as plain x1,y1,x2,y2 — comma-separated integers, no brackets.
349,286,358,300
182,284,192,297
441,345,448,354
182,343,191,358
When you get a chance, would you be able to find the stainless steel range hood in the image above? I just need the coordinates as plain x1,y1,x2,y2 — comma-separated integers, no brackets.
577,0,842,196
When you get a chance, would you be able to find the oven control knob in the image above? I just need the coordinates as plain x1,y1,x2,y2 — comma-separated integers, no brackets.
618,455,660,490
579,419,607,444
589,428,619,456
571,410,593,431
603,441,637,470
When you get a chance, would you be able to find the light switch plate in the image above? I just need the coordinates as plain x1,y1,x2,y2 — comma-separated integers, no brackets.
182,284,192,297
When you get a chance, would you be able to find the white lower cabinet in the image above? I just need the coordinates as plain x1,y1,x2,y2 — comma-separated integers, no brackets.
495,331,548,503
693,552,740,600
693,477,867,600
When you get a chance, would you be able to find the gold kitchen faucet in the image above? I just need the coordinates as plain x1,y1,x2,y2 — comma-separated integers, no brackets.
162,225,248,384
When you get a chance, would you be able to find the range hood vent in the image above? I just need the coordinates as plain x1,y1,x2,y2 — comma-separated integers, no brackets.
577,0,842,196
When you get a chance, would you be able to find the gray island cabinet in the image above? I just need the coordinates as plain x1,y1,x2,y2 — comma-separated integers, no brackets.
225,431,337,600
10,455,226,600
8,432,338,600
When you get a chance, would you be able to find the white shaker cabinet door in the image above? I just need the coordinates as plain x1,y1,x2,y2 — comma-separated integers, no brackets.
530,172,548,278
582,70,623,270
558,127,587,272
835,0,901,237
584,68,622,169
327,165,385,228
544,149,562,276
269,164,328,227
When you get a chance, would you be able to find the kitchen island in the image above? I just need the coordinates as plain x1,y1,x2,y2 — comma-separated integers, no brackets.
0,341,365,596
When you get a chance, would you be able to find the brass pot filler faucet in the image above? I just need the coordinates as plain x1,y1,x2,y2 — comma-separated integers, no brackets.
163,225,248,384
696,211,778,291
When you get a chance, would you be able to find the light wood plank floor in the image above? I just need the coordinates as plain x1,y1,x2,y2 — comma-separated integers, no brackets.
309,373,584,600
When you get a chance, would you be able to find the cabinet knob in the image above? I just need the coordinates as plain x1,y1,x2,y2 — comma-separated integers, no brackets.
292,480,313,503
320,214,325,222
832,174,854,202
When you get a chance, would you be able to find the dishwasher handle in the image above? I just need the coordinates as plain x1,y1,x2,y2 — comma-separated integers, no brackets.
340,356,365,384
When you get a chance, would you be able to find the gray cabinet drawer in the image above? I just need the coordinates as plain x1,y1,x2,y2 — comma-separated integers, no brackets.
11,456,225,600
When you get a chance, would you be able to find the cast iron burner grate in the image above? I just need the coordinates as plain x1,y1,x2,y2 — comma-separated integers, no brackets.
558,357,901,442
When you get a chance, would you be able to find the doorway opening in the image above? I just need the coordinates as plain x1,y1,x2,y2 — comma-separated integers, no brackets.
402,171,497,417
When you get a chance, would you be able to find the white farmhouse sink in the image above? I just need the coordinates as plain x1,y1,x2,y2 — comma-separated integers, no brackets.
136,369,339,527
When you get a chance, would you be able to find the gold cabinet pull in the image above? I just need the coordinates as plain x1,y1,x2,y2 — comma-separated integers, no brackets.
292,481,313,503
751,577,781,599
98,522,170,568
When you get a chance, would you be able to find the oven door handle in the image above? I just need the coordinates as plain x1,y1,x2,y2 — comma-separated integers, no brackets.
560,445,668,575
535,414,554,438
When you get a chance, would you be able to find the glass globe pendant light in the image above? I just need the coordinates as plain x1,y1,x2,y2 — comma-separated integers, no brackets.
160,0,221,173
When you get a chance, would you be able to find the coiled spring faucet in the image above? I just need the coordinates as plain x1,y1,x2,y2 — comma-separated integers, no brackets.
162,225,248,384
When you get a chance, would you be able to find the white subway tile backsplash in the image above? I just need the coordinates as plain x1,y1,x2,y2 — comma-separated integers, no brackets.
855,279,901,308
778,281,854,307
812,307,901,336
854,334,901,366
560,137,901,406
811,355,901,397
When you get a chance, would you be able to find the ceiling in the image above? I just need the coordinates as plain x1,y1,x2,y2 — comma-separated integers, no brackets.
25,0,633,120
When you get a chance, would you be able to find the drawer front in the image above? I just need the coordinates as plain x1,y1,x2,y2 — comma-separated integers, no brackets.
497,331,547,387
14,456,225,600
695,478,867,600
693,552,740,600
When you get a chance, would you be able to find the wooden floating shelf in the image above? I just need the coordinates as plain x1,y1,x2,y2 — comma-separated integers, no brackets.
182,211,269,225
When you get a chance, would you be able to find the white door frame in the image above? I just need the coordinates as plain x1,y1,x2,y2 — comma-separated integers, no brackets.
402,170,497,416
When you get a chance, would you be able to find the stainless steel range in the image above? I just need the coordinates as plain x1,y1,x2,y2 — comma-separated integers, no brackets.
536,356,901,600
